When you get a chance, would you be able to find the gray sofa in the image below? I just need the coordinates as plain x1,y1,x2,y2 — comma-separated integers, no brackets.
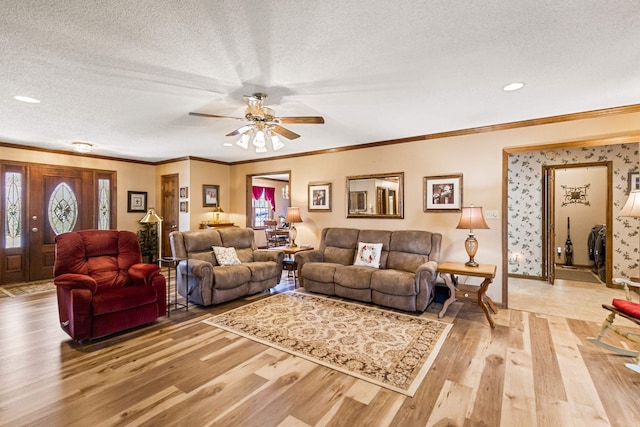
169,228,284,306
296,228,442,312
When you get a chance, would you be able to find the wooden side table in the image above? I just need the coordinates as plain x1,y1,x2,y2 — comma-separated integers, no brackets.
437,261,498,328
268,246,313,287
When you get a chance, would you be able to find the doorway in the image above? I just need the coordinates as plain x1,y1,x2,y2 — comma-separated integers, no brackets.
161,174,179,258
246,171,291,246
542,162,611,285
1,162,116,285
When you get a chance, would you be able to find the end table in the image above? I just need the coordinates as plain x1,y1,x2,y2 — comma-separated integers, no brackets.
437,261,498,328
159,257,189,316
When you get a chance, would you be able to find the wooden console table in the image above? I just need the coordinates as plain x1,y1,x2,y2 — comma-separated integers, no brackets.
437,261,498,328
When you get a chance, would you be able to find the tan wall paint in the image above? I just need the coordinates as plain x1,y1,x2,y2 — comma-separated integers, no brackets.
4,110,640,303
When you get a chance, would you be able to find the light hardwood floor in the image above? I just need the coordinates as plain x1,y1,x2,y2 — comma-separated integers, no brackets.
1,273,638,427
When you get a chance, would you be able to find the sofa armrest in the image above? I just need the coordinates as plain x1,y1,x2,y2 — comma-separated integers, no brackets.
416,260,438,284
253,249,284,265
414,260,439,311
54,273,98,294
129,263,162,285
177,258,213,279
295,249,323,265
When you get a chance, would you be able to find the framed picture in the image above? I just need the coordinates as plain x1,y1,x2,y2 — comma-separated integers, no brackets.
203,184,219,207
179,186,189,198
180,201,189,213
424,174,463,212
349,191,367,212
127,191,148,213
628,171,640,194
308,182,332,211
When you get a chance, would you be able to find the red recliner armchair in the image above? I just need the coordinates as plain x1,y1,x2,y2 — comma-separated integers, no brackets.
54,229,166,342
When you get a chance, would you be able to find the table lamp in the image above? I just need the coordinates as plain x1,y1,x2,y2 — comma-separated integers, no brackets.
140,208,163,262
213,206,224,223
457,205,489,267
285,207,302,247
619,190,640,217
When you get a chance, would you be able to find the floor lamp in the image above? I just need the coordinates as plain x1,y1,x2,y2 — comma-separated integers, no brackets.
140,208,163,262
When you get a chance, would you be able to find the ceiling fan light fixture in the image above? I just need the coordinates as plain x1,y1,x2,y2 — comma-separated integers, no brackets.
236,133,250,149
255,145,267,153
253,130,266,148
271,134,284,150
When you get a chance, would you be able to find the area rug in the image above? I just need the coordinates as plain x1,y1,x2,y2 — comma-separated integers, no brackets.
0,281,56,297
203,291,452,396
555,268,601,283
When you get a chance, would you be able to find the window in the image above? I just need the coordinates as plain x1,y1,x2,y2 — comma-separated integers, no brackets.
251,186,276,227
98,178,110,229
254,195,270,228
4,171,22,248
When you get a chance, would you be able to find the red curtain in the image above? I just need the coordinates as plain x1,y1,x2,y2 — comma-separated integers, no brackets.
252,186,276,211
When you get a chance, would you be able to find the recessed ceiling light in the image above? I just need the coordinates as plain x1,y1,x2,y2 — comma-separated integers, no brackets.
13,95,41,103
503,82,525,92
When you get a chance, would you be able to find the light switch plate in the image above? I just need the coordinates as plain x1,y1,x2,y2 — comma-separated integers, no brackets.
485,210,499,220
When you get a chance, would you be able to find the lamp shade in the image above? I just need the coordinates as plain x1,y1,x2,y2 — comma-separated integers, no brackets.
285,207,302,223
140,208,163,223
457,206,489,231
619,190,640,217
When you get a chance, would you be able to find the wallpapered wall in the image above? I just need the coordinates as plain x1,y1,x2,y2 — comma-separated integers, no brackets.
508,143,639,279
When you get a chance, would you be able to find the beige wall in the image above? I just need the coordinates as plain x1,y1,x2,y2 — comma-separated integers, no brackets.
4,109,640,304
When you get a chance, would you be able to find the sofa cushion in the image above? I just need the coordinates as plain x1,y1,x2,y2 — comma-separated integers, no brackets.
371,270,417,296
321,228,359,264
353,242,383,268
245,261,279,282
92,285,158,316
335,265,376,289
302,262,342,283
184,229,223,253
212,265,251,289
387,252,429,273
212,246,241,266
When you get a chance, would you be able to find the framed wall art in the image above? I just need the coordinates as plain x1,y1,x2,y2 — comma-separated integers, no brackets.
203,185,219,207
179,186,189,198
180,201,189,213
308,182,332,211
424,174,462,212
127,191,148,213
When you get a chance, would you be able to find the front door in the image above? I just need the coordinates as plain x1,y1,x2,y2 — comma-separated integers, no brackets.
1,162,116,285
28,166,94,281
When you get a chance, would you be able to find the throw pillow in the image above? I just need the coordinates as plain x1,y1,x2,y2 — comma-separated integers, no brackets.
354,242,383,268
212,246,241,266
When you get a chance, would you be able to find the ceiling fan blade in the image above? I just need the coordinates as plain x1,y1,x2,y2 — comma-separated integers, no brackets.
278,116,325,124
270,125,300,140
189,112,245,120
226,125,254,137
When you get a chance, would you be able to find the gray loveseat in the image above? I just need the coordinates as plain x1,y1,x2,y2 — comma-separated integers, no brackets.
169,228,284,306
296,227,442,312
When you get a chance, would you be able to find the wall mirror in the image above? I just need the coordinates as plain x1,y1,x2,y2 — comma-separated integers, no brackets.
346,172,404,218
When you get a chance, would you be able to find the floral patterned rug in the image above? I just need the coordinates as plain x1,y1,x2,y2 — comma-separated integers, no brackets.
203,291,452,396
0,280,56,298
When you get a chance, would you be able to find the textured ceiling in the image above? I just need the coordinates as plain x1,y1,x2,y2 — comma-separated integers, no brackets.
1,1,639,163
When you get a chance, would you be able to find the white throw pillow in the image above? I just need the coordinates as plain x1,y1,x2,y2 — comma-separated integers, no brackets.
354,242,383,268
212,246,241,266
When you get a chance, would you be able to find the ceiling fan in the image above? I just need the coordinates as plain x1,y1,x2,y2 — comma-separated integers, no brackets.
189,93,324,152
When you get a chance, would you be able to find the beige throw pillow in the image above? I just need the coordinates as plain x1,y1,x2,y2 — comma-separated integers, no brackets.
212,246,241,266
354,242,383,268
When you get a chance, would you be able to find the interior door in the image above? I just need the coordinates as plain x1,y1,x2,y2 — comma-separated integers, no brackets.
161,174,179,258
542,166,556,285
29,166,94,281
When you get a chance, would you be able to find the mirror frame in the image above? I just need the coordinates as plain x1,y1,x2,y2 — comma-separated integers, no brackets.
346,172,404,219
